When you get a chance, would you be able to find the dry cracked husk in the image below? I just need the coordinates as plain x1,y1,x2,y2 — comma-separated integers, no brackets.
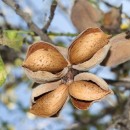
71,0,102,32
22,41,69,83
31,80,61,103
102,33,130,67
30,72,113,115
68,73,113,110
68,28,111,70
103,7,121,32
74,73,110,91
55,46,69,62
70,97,92,110
22,27,115,116
30,83,68,117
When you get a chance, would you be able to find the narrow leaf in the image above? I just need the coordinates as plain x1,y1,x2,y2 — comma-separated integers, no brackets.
0,56,7,86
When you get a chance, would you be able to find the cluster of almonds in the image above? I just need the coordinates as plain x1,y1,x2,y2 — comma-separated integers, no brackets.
22,28,113,117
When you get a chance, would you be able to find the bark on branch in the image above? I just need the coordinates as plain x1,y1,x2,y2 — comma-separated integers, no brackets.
42,0,57,32
107,96,130,130
2,0,52,42
105,79,130,89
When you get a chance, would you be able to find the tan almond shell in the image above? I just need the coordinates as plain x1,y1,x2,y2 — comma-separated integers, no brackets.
70,97,93,110
25,41,56,59
69,73,113,110
23,41,68,73
31,80,61,103
22,41,69,83
74,72,110,91
23,67,68,83
69,80,111,101
30,84,68,117
102,33,130,67
68,28,110,65
72,43,111,71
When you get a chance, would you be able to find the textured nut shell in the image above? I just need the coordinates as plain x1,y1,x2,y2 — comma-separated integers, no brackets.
69,28,110,65
74,72,109,91
23,42,68,73
25,41,56,59
71,97,92,110
30,84,68,117
102,33,130,66
71,0,102,32
23,67,68,83
23,48,67,73
31,80,61,103
72,43,111,71
69,81,111,101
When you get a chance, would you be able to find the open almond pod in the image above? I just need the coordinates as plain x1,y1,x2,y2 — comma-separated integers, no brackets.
102,33,130,67
22,41,70,83
68,73,113,110
71,0,102,32
68,28,111,71
30,80,69,117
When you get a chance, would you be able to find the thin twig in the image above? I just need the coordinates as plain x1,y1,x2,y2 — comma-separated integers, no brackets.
2,0,52,42
68,106,116,130
105,79,130,89
47,32,78,37
56,0,68,14
42,0,57,32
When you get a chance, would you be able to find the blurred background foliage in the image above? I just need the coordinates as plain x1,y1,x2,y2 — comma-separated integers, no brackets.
0,0,130,130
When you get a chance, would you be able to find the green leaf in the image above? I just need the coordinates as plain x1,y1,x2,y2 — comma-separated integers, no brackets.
14,58,23,66
5,30,18,40
0,30,24,51
0,56,7,86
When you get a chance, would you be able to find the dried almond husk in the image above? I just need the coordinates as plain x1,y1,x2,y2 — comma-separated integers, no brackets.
102,33,130,66
23,66,68,83
74,72,110,90
30,84,68,117
22,41,69,83
71,0,102,32
55,45,69,63
68,73,113,110
70,97,92,110
103,7,121,33
31,80,61,103
69,28,110,64
68,28,111,70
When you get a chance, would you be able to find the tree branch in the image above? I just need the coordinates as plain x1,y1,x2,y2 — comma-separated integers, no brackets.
104,79,130,89
56,0,68,14
68,106,116,130
42,0,57,32
2,0,52,42
107,96,130,130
